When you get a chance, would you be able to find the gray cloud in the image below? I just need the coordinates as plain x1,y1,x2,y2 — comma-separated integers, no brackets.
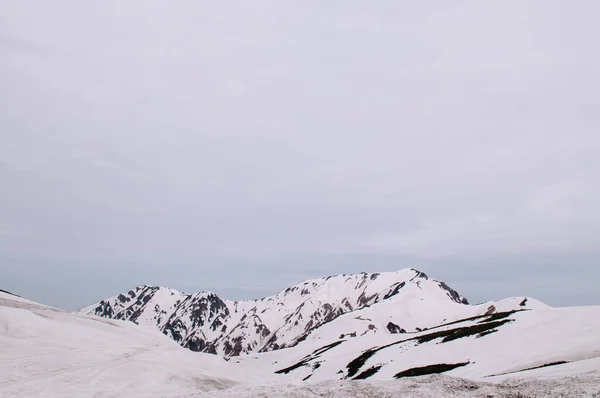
1,1,599,309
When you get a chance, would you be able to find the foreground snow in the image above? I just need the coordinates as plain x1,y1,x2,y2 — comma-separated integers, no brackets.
0,292,268,397
185,373,600,398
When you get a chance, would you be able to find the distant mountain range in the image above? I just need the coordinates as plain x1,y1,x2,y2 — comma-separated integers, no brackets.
3,268,600,397
77,268,470,356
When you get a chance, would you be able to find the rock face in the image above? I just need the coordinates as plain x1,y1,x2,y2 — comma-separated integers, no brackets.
386,322,406,334
77,268,469,356
0,289,19,297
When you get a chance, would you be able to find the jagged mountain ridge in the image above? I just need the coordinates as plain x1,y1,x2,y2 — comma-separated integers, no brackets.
4,286,600,397
78,268,468,356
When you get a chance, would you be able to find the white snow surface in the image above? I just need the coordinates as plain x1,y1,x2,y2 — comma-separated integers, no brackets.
0,292,270,397
240,303,600,384
184,373,600,398
3,268,600,397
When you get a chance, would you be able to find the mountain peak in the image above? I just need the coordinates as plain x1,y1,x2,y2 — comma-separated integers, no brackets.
78,268,468,356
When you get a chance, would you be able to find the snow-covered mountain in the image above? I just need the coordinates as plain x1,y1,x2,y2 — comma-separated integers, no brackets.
4,281,600,398
247,298,600,384
78,268,470,356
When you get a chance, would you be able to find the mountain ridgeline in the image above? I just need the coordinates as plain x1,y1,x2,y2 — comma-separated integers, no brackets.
4,271,600,396
78,268,468,356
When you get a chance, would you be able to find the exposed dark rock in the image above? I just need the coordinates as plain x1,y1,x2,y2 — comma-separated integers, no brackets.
383,282,406,300
0,289,21,297
117,294,129,304
353,365,382,380
341,298,353,311
275,359,308,375
520,298,528,307
438,282,469,304
223,336,244,356
260,332,280,352
484,305,496,315
93,301,114,318
323,306,344,323
304,319,314,332
310,340,344,357
477,311,516,323
409,269,429,281
295,333,309,344
211,317,223,331
386,322,406,334
416,319,513,344
275,340,344,375
477,329,498,338
357,291,377,306
163,318,186,343
83,270,472,357
185,334,209,352
346,311,518,378
423,309,525,332
346,349,379,378
394,362,470,378
486,361,570,377
253,323,271,338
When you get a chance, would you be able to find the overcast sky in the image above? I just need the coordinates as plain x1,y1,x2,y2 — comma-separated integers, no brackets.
1,1,599,310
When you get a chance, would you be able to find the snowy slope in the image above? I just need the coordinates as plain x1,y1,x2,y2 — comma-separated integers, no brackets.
298,296,548,345
0,291,269,397
236,303,600,384
78,268,469,356
3,275,600,397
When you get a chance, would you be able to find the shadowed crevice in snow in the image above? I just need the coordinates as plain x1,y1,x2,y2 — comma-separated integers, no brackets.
394,362,471,378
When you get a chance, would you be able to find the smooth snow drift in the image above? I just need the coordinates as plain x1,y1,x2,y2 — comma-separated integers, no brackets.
0,292,268,397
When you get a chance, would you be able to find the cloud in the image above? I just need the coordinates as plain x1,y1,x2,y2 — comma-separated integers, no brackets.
1,1,599,309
